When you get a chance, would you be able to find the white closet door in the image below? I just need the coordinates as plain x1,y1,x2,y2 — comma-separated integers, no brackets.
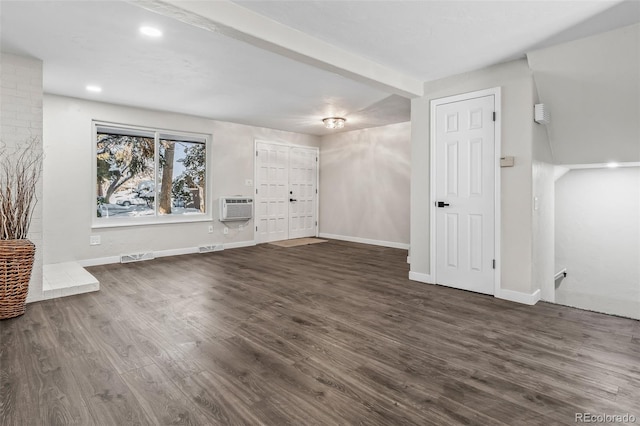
435,95,496,295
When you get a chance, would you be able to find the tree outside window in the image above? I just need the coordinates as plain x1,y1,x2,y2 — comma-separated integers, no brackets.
95,123,208,222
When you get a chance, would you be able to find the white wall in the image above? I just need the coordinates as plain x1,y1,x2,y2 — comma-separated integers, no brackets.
555,167,640,320
531,82,555,302
528,23,640,164
532,160,555,302
1,53,44,302
43,94,319,265
319,122,410,248
410,59,537,298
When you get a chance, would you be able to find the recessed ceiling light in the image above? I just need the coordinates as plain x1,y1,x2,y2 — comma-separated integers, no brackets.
140,26,162,38
86,85,102,93
607,162,619,168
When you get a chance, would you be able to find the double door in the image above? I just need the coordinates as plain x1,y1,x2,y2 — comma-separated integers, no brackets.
255,141,318,243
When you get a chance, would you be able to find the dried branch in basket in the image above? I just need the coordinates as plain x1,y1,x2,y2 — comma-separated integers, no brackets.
0,138,43,240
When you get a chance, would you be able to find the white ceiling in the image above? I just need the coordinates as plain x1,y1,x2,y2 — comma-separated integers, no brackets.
233,0,621,82
0,0,634,136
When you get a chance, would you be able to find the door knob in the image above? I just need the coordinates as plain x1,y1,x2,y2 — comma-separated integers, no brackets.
290,198,297,202
436,201,450,208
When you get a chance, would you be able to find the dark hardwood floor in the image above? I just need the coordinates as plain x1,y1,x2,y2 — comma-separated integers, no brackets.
1,240,639,425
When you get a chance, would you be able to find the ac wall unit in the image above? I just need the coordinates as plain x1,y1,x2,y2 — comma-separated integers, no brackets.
219,196,253,221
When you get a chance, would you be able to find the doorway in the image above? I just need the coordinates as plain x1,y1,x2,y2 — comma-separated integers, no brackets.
255,140,319,244
430,88,500,295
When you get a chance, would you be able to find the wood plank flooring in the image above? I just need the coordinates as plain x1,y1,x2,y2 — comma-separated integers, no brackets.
1,240,639,425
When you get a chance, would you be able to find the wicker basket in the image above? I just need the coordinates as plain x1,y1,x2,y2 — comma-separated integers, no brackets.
0,239,35,320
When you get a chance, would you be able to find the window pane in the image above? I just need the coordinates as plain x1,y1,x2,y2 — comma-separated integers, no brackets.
96,131,155,218
158,139,206,215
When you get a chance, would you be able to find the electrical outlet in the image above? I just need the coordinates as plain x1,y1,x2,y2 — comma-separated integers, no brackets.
89,235,101,246
239,225,243,231
224,227,229,235
208,225,213,233
245,179,253,186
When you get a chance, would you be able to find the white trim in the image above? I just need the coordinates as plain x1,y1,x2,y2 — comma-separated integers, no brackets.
408,271,434,284
318,233,409,250
406,256,411,264
92,216,212,229
559,161,640,170
78,256,121,267
224,240,256,250
77,241,256,267
254,139,317,149
154,247,199,258
497,289,541,306
494,88,502,297
429,87,502,296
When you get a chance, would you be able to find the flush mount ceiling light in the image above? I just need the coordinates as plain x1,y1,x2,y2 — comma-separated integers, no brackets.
322,117,346,129
86,85,102,93
139,26,162,38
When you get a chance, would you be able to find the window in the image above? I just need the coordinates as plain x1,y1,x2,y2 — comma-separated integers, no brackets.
95,122,209,226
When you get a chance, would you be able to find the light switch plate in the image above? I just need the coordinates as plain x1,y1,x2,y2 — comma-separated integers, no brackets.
245,179,253,186
89,235,101,246
500,156,515,167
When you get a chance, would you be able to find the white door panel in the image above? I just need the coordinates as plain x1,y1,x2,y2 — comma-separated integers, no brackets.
289,147,317,239
255,142,318,243
256,142,289,243
435,95,495,294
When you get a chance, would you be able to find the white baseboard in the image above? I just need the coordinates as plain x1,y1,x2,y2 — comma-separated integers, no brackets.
319,233,409,250
225,240,256,250
407,256,411,264
77,241,256,267
155,247,199,258
497,288,541,306
78,256,121,267
408,271,434,284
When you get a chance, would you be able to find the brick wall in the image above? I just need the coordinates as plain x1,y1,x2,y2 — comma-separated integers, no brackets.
1,53,44,302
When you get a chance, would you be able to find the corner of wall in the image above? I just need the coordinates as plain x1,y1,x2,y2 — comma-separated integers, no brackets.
1,53,45,302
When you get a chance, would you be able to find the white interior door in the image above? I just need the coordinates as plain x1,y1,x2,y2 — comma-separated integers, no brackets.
435,95,496,294
255,142,318,243
289,147,318,239
256,142,289,243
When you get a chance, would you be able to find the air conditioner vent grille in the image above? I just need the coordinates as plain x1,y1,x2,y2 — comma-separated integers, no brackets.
220,197,253,221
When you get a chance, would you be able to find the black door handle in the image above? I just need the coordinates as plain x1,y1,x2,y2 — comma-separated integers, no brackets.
436,201,450,208
290,198,297,202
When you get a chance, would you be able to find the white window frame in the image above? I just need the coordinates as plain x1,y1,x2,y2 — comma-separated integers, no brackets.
92,120,212,229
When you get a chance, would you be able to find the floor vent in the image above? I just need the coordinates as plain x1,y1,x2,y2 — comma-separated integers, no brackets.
120,252,155,263
199,244,224,253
